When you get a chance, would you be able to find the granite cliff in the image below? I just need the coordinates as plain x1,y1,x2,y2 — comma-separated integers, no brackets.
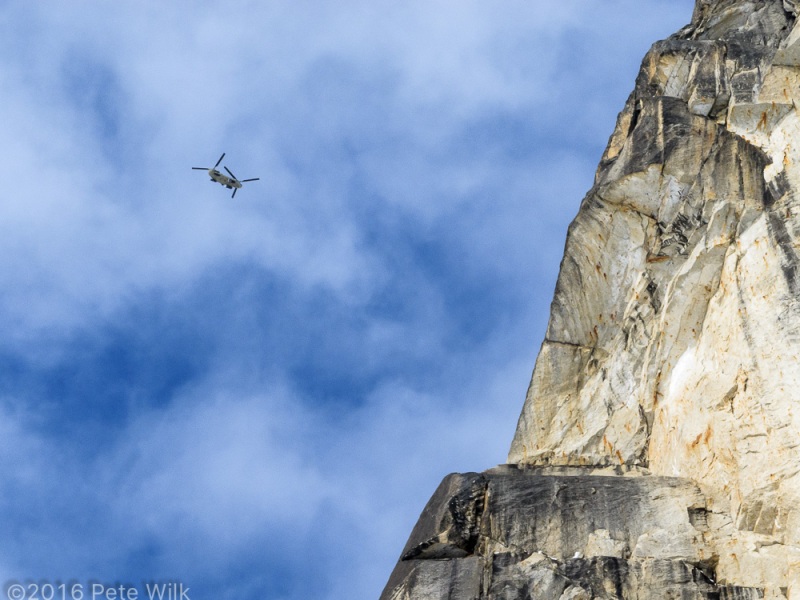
382,1,800,598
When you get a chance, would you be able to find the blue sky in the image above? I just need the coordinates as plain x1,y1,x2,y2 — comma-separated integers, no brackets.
0,2,694,599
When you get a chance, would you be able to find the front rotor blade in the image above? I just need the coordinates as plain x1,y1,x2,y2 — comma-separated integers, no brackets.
241,178,260,182
192,167,209,170
214,153,225,168
224,166,238,180
231,188,237,199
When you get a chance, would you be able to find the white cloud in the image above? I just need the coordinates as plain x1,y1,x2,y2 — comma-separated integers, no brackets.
0,0,696,598
0,0,693,341
108,389,328,554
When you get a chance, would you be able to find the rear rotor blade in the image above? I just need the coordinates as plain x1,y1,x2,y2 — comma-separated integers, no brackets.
231,188,237,199
214,153,226,168
241,178,260,182
224,166,238,180
192,167,209,170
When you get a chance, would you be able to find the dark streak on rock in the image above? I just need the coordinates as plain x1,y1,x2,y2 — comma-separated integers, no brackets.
767,210,800,294
765,170,791,208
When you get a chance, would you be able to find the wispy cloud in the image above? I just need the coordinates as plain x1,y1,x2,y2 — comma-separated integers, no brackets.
0,1,694,598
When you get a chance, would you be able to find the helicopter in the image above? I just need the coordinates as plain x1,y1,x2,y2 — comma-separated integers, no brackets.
193,153,259,198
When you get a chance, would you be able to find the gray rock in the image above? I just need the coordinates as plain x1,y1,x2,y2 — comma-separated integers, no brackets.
381,468,764,599
381,556,483,600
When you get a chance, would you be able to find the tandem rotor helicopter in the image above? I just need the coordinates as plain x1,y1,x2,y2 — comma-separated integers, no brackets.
193,153,259,198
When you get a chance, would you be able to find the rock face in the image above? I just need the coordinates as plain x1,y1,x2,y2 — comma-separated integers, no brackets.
382,467,762,600
382,1,800,598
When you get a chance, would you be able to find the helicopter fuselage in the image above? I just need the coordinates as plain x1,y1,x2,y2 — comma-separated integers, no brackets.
207,168,242,190
194,154,257,197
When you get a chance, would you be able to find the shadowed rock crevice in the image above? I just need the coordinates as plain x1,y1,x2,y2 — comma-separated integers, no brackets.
399,473,489,561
